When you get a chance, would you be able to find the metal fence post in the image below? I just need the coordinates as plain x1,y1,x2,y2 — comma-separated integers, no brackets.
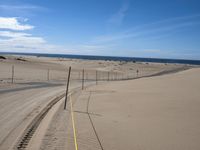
47,69,50,81
82,69,84,90
96,70,98,85
11,65,14,84
64,66,71,110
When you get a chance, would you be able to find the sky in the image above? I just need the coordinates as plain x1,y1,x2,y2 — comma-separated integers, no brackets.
0,0,200,60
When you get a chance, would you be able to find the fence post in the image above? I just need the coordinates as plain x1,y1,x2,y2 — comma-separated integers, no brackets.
11,65,14,84
108,72,110,81
82,69,84,90
64,66,71,110
96,70,98,85
47,69,50,81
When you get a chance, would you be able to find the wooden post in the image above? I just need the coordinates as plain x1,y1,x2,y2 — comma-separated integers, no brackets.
137,69,139,77
108,72,110,81
47,69,50,81
11,65,14,84
64,66,71,110
82,69,84,90
96,70,98,85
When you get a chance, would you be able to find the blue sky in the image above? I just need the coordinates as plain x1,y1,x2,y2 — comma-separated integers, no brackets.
0,0,200,59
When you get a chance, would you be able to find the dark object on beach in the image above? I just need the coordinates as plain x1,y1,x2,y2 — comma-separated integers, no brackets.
16,58,27,61
0,56,6,59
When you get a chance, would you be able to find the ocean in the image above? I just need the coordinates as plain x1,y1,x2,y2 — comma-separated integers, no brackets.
1,52,200,65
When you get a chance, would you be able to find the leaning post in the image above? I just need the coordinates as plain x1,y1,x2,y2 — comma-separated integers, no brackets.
64,66,71,110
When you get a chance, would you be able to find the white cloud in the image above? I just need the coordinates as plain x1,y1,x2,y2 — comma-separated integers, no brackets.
0,36,64,53
108,1,129,26
0,33,46,49
0,17,53,53
0,26,73,54
0,16,77,54
0,17,34,30
0,31,31,38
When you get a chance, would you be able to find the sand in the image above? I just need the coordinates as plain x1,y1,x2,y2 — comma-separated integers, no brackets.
39,68,200,150
0,55,190,84
0,55,196,150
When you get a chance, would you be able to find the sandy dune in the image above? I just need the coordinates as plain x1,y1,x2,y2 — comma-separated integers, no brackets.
0,55,189,84
40,68,200,150
0,55,195,150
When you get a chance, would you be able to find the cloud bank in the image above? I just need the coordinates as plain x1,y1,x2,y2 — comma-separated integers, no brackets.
0,17,34,30
0,17,61,53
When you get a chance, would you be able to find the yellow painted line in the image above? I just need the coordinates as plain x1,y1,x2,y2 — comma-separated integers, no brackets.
69,93,79,150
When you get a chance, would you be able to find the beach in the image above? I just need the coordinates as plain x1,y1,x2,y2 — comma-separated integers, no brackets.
0,55,199,150
39,68,200,150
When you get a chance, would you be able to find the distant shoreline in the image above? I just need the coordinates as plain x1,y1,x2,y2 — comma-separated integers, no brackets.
1,52,200,65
